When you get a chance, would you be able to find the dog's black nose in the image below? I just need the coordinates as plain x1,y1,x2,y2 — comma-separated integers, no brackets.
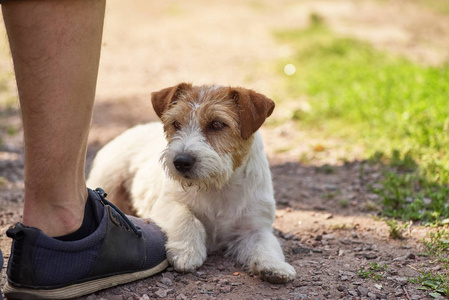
173,154,196,173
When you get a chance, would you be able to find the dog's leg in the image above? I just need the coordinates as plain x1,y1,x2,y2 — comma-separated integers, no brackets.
149,199,207,272
231,229,296,284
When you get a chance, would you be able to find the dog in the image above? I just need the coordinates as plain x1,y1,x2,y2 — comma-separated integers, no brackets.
87,83,296,283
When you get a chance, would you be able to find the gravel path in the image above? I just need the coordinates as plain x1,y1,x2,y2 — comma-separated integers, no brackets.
1,0,449,299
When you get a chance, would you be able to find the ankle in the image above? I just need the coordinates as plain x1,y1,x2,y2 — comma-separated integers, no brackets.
22,188,87,237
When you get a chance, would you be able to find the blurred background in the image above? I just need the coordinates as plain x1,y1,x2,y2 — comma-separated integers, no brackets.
1,0,448,165
1,0,449,297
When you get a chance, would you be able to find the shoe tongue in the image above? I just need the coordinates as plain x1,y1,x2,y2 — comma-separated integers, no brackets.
89,188,105,224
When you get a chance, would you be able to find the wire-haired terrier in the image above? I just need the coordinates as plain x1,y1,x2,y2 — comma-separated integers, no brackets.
88,83,296,283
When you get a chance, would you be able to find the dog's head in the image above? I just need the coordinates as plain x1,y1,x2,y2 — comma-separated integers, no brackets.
151,83,274,189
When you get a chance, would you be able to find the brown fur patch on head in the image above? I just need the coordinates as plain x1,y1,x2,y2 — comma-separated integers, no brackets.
194,87,254,170
151,83,193,118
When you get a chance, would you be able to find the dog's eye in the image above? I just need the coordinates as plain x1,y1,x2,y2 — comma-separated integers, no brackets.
208,121,226,131
173,121,182,130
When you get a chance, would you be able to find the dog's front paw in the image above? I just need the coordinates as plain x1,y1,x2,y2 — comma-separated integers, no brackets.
254,261,296,284
167,245,207,272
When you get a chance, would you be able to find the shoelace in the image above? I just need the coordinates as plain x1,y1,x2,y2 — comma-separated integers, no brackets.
94,188,143,237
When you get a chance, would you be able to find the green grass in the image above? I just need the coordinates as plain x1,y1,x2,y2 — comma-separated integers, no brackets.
275,17,449,223
416,0,449,15
408,229,449,297
385,218,411,239
375,0,449,15
371,171,449,224
357,262,388,281
276,23,449,183
410,272,449,298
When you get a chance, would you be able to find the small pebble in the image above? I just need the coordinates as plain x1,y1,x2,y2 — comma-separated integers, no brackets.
284,233,294,240
176,294,188,300
160,277,173,286
154,289,168,298
407,253,417,259
396,277,408,286
220,285,232,293
292,294,308,300
292,247,311,254
357,286,369,296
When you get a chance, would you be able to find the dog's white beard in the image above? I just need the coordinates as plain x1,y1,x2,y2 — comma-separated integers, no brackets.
161,129,234,190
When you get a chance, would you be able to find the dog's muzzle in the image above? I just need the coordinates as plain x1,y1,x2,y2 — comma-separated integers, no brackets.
173,153,196,174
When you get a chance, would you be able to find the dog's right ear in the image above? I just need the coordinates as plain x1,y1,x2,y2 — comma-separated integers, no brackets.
151,83,192,118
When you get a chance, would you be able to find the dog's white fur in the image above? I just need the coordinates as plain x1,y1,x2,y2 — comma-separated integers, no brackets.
87,84,296,283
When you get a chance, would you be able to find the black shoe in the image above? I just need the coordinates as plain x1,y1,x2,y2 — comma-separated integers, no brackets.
4,188,167,299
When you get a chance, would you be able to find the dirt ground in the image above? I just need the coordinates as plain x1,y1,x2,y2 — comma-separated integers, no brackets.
1,0,449,299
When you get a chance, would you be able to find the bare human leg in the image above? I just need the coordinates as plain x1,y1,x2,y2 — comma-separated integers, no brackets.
2,0,105,237
2,3,169,298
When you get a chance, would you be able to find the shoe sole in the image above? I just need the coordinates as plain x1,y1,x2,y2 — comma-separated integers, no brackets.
4,259,169,299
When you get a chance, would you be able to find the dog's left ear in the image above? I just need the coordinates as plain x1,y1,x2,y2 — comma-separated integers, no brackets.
232,88,275,140
151,83,192,118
